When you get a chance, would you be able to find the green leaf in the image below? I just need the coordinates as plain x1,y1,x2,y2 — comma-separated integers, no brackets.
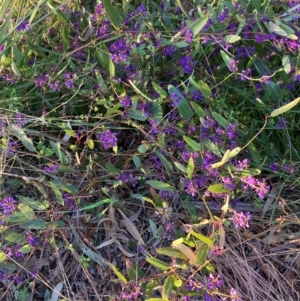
18,203,35,220
156,247,187,259
49,141,68,165
0,251,6,263
5,212,28,223
20,219,46,229
168,85,194,120
4,232,26,244
96,42,110,68
268,21,287,37
11,61,21,77
155,151,173,172
190,230,214,246
101,0,124,28
152,82,167,99
19,244,32,254
109,59,115,77
80,198,117,211
207,184,230,194
186,157,194,179
12,45,23,65
9,124,36,152
146,180,175,192
109,263,128,283
175,0,190,18
190,101,206,118
225,34,241,43
282,55,291,74
132,155,142,170
45,181,64,205
62,25,70,52
146,257,169,271
162,276,175,300
196,244,209,265
203,139,222,157
183,136,201,152
270,97,300,117
46,2,68,24
212,112,230,128
174,162,187,173
198,80,212,98
87,139,94,149
128,109,147,121
188,16,209,36
220,50,231,69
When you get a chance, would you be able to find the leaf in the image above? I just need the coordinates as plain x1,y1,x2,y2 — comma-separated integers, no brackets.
196,244,209,265
62,25,70,52
171,242,197,264
45,181,64,205
146,257,169,271
109,263,128,283
18,203,35,220
186,157,194,179
190,230,214,246
80,198,117,211
16,195,46,211
146,180,175,192
268,21,287,37
207,184,230,193
117,209,144,244
203,139,222,157
174,161,187,173
188,16,209,36
96,42,110,68
175,0,190,18
225,34,241,43
0,251,6,263
5,212,28,223
101,0,124,29
156,247,187,259
4,232,26,244
9,124,36,152
11,61,21,77
162,276,175,300
19,244,32,254
282,55,291,74
155,151,173,172
51,282,63,301
270,97,300,117
183,136,201,152
228,147,241,159
133,155,142,170
20,219,46,229
212,112,230,128
128,109,147,121
87,139,94,149
152,81,167,99
220,50,231,69
191,101,206,118
168,85,194,120
49,141,68,165
109,59,115,77
197,80,212,98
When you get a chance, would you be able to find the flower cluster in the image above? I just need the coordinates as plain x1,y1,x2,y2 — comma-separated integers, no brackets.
0,196,17,216
232,210,252,229
98,130,118,149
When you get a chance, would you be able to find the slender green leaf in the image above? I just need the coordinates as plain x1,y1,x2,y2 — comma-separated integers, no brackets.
174,162,187,173
175,0,190,18
20,219,46,229
4,232,26,244
190,231,214,246
188,16,208,36
16,195,46,210
220,50,231,69
225,34,241,43
18,203,35,220
146,257,169,271
156,247,187,259
9,124,36,152
191,101,206,118
146,180,175,192
80,198,117,211
152,82,167,99
109,59,115,77
207,184,230,193
109,263,128,283
162,276,175,300
186,157,194,179
282,55,291,74
183,136,201,152
270,97,300,117
203,139,222,157
101,0,123,28
19,244,32,254
196,244,209,265
212,112,230,128
155,151,173,172
49,141,68,165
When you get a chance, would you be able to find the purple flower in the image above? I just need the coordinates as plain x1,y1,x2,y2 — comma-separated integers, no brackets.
230,288,242,301
44,163,59,173
275,117,288,129
179,56,194,74
269,162,279,171
0,45,4,52
120,95,132,108
98,130,118,149
0,196,17,216
182,27,193,43
48,80,60,92
232,211,251,228
207,273,222,289
163,44,177,57
15,112,27,128
64,193,79,211
236,159,249,170
34,74,48,87
228,59,238,72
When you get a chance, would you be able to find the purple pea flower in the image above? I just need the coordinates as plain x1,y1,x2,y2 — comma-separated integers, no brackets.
98,130,118,149
232,211,251,228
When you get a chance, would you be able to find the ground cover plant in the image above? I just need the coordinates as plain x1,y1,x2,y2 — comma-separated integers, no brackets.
0,0,300,300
